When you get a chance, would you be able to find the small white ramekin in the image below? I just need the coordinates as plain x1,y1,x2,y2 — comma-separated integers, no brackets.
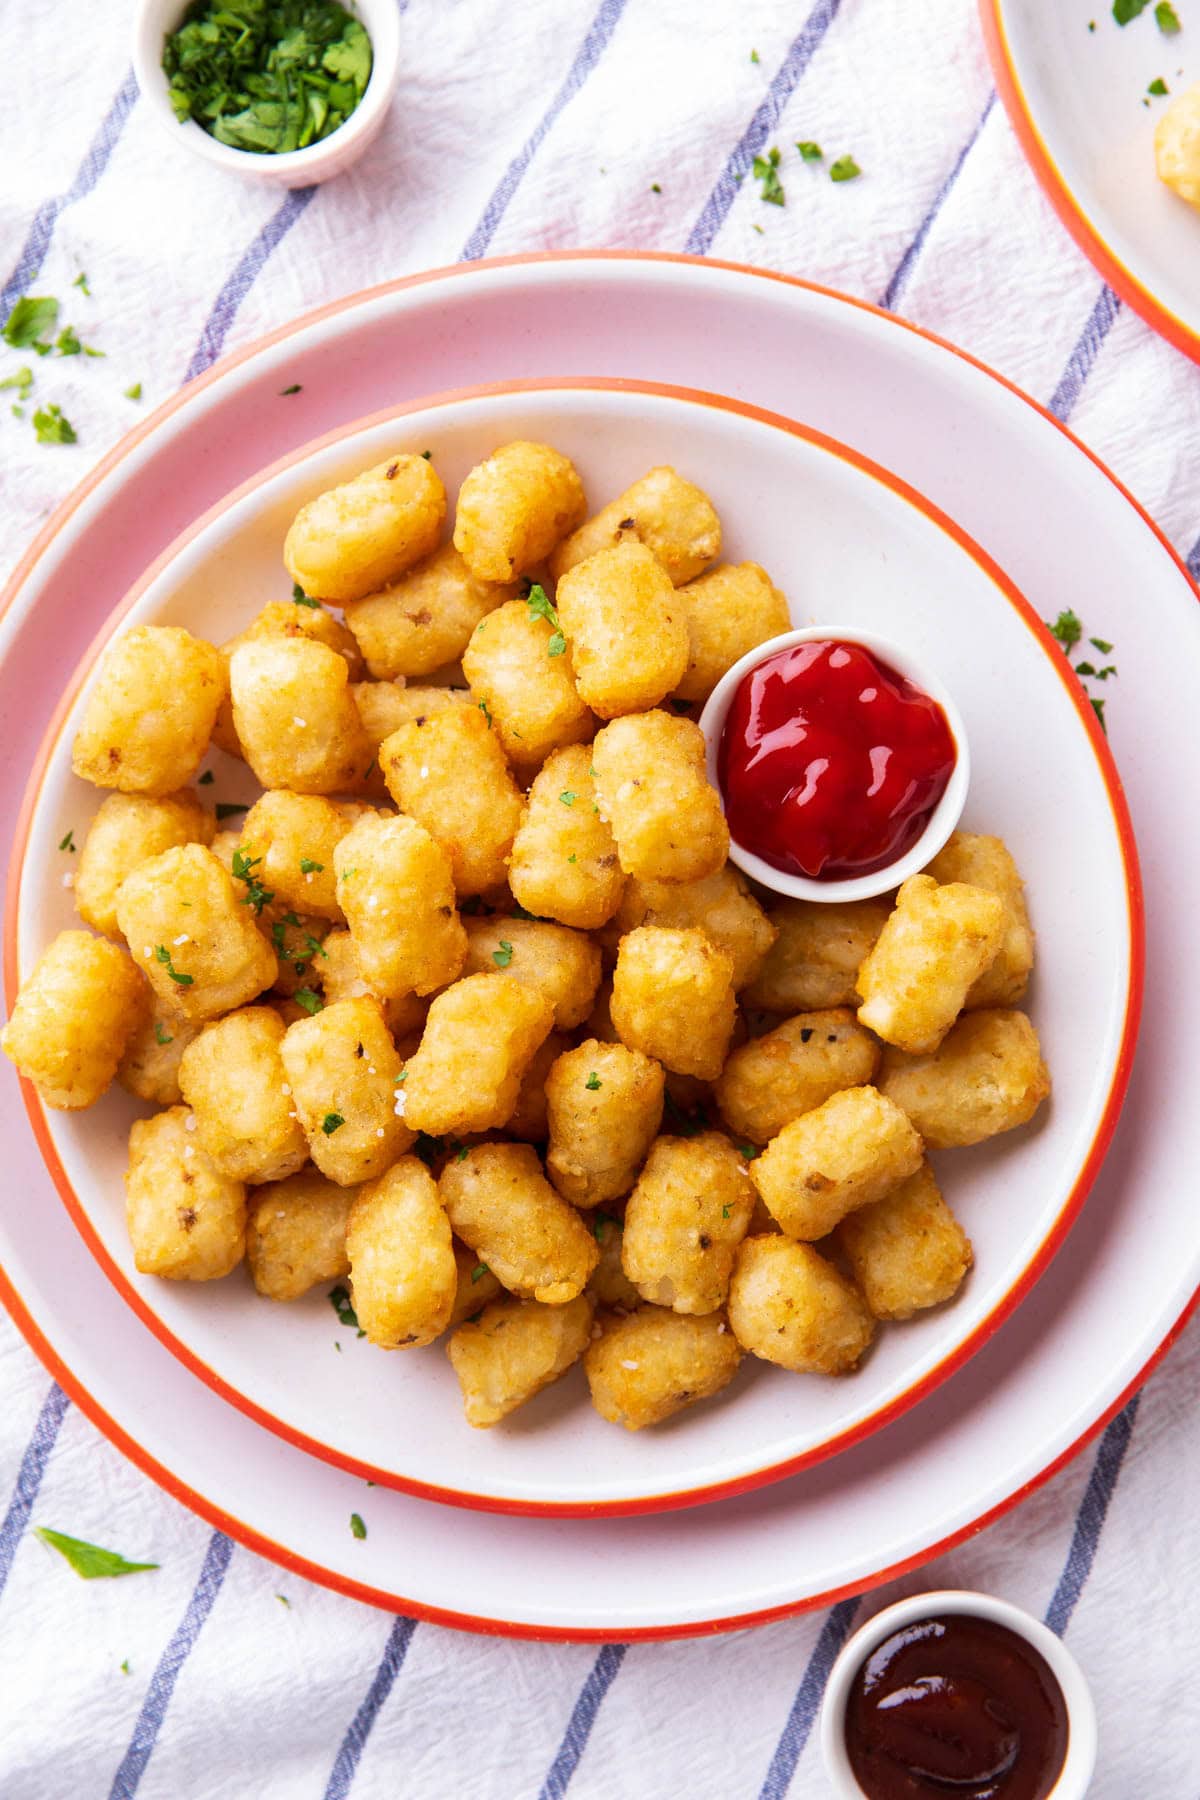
819,1589,1098,1800
132,0,401,187
698,626,969,904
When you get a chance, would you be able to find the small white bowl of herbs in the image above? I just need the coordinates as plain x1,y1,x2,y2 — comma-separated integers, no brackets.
133,0,401,187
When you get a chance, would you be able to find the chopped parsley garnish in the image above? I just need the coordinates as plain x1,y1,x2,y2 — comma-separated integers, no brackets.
0,366,34,397
215,801,250,820
340,866,357,881
722,1205,732,1218
74,273,91,296
1156,0,1182,27
1046,611,1118,734
1149,75,1169,92
478,698,492,726
1090,636,1114,654
276,1595,290,1609
454,1143,469,1162
292,582,319,607
328,1283,364,1335
493,940,514,968
349,1512,367,1541
294,988,324,1015
750,47,760,62
567,853,577,864
470,1262,489,1284
3,295,58,350
321,1112,345,1135
155,944,193,986
421,449,432,459
154,1022,174,1045
1048,609,1082,652
279,383,302,395
585,1071,602,1090
830,156,862,182
33,1527,158,1580
299,856,324,873
510,902,538,920
231,847,274,914
650,182,662,193
163,0,373,156
737,1142,760,1161
752,146,785,204
526,584,566,656
32,403,76,445
198,769,214,784
124,382,142,401
120,1659,131,1674
58,829,75,852
1113,0,1150,18
559,790,577,807
796,139,823,161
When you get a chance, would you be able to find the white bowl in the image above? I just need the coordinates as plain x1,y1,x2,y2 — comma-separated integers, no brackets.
132,0,401,188
820,1588,1098,1798
699,625,970,903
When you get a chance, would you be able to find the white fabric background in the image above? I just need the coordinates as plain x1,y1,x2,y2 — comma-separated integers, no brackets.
1,1,1198,1794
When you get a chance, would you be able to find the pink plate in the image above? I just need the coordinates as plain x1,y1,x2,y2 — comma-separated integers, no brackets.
0,254,1195,1638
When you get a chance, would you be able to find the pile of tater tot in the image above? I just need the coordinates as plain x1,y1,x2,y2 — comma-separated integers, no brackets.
3,438,1051,1436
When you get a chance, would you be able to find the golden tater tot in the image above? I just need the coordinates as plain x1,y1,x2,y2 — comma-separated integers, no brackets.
2,930,147,1109
280,996,412,1184
727,1235,874,1373
448,1238,505,1328
178,1006,308,1184
239,791,365,922
611,926,735,1081
380,705,523,898
549,466,720,587
857,874,1006,1055
447,1293,594,1427
545,1038,664,1208
750,1086,924,1241
591,710,729,883
587,1211,642,1310
715,1009,880,1146
508,746,625,929
555,542,689,718
212,600,365,758
461,917,601,1029
317,927,430,1038
505,1028,570,1142
357,681,472,733
621,1133,755,1314
344,543,516,680
924,832,1035,1009
453,440,586,583
440,1142,599,1304
673,562,792,704
461,598,594,767
246,1170,355,1302
284,453,446,603
613,866,776,990
125,1106,246,1280
116,843,277,1022
879,1009,1050,1149
334,812,466,999
72,625,224,796
230,637,371,796
347,1158,457,1348
402,973,554,1136
75,790,215,939
742,897,891,1014
585,1307,742,1429
837,1161,972,1320
117,995,199,1107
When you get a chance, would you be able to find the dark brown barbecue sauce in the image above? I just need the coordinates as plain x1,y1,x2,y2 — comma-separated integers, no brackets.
844,1614,1069,1800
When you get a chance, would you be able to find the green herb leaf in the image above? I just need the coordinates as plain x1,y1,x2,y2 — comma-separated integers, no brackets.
455,1143,469,1162
155,944,193,986
470,1262,489,1284
830,156,862,182
1048,609,1082,652
299,856,324,873
58,829,75,852
722,1205,732,1218
567,853,577,864
526,584,560,628
1149,75,1169,92
328,1283,364,1334
215,801,250,820
510,902,538,920
650,182,662,193
340,866,357,882
796,139,823,161
1090,636,1114,653
349,1512,367,1541
294,987,323,1015
231,846,275,915
322,1112,345,1135
54,326,82,357
1113,0,1150,19
154,1022,174,1046
1091,695,1107,731
478,699,492,726
291,581,319,607
492,940,514,968
32,403,76,445
124,382,143,401
120,1659,131,1673
752,146,785,205
585,1071,602,1090
737,1142,760,1160
0,366,33,396
1156,0,1182,27
750,47,760,62
4,295,58,350
559,790,577,807
33,1527,158,1580
74,273,91,296
276,1595,290,1609
279,383,302,395
547,629,567,657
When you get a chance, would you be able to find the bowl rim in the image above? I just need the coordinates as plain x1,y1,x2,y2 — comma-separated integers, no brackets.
6,376,1143,1519
698,625,970,902
818,1586,1098,1798
131,0,401,179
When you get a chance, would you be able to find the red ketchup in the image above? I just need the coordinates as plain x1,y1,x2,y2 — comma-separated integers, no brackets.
717,639,956,880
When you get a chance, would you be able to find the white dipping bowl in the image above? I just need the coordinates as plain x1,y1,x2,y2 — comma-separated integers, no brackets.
132,0,401,187
698,625,969,903
819,1588,1098,1799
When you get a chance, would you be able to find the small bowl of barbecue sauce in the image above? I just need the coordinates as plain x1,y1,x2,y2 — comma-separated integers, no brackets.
820,1590,1096,1800
699,628,969,904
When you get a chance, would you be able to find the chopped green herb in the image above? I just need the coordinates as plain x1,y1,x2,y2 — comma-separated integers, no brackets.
155,944,193,986
279,383,302,395
58,829,75,852
585,1071,601,1090
1048,609,1082,652
10,404,24,419
493,940,514,968
737,1142,760,1161
752,146,785,204
198,769,214,785
328,1283,364,1335
796,139,823,161
120,1659,130,1674
299,856,324,873
750,47,760,62
526,584,560,627
470,1262,489,1284
547,629,566,657
394,1070,407,1083
154,1021,174,1046
276,1595,291,1609
559,790,577,807
124,382,143,401
830,156,862,182
650,182,662,193
722,1205,732,1218
1091,696,1107,730
32,403,76,445
33,1527,158,1580
74,273,91,296
478,699,492,726
322,1112,345,1135
1113,0,1150,18
292,582,319,607
340,866,357,882
362,757,376,781
1090,636,1114,654
231,847,274,914
752,223,764,235
294,988,323,1015
54,326,82,357
0,366,34,396
1156,0,1182,28
349,1512,367,1541
567,853,577,864
1149,75,1169,92
163,0,374,157
3,295,58,351
421,449,432,460
215,801,250,820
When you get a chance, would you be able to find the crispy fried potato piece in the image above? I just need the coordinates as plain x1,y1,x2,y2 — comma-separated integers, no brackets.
611,925,735,1081
344,542,517,679
856,874,1006,1054
591,710,728,883
316,926,430,1038
230,637,371,795
380,704,523,898
621,1133,755,1314
750,1086,924,1240
585,1306,741,1429
614,866,776,990
280,996,413,1184
117,994,200,1107
72,626,224,796
508,746,625,930
673,562,791,704
239,792,369,922
116,843,277,1022
878,1009,1050,1149
246,1170,355,1302
213,600,364,757
179,1006,308,1184
402,973,555,1136
837,1161,972,1320
462,598,594,768
447,1292,594,1427
555,542,689,718
727,1235,874,1373
334,811,467,999
461,916,601,1029
75,790,215,939
924,832,1035,1009
284,453,446,603
545,1037,665,1208
2,930,147,1109
453,441,586,582
125,1105,246,1280
347,1158,457,1348
439,1142,599,1304
742,897,891,1014
549,466,720,587
715,1009,880,1146
587,1210,642,1310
